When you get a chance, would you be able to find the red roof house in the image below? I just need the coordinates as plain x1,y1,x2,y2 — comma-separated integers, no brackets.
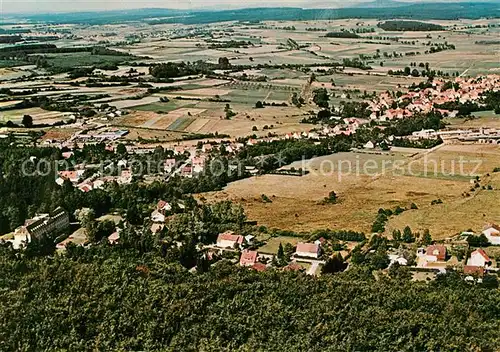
240,250,258,266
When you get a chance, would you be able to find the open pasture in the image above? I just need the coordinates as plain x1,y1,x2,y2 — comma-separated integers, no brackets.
204,144,500,238
0,107,73,124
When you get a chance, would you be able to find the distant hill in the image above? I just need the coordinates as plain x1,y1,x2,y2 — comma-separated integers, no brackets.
352,0,410,8
7,2,500,25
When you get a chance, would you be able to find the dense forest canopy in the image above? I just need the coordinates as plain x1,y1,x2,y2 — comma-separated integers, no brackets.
378,20,445,31
0,244,499,351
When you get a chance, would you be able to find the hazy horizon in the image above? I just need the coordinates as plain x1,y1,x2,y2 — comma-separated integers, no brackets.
1,0,494,15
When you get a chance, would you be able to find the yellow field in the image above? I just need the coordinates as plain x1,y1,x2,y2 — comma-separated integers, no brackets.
204,144,500,239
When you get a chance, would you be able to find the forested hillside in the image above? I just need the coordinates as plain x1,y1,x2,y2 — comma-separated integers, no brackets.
0,244,499,351
12,3,500,25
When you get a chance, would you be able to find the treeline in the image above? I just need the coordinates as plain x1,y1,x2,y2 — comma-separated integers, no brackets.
0,35,23,44
383,111,445,137
0,44,131,57
207,40,253,49
149,61,218,79
238,136,352,172
393,137,443,149
308,229,366,242
324,31,360,39
378,20,445,32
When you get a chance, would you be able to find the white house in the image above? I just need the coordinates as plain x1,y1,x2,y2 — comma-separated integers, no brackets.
482,224,500,245
216,231,244,249
467,248,491,267
157,200,172,213
164,159,177,173
151,210,165,223
108,231,120,245
192,157,206,174
412,129,436,138
388,254,408,266
295,242,320,259
364,141,375,149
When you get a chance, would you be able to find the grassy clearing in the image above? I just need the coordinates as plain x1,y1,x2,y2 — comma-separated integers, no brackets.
205,145,500,239
130,101,191,113
258,236,302,255
167,117,195,132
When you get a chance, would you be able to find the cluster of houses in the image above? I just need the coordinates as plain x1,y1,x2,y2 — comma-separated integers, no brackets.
54,142,220,192
367,74,500,122
390,223,500,280
212,223,500,278
150,199,186,233
211,231,324,274
414,244,495,280
57,167,133,193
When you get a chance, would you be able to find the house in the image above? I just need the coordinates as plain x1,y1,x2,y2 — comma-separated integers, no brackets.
314,237,326,246
174,146,186,155
56,235,76,250
164,159,177,173
61,151,74,159
118,170,132,184
425,245,447,262
92,179,106,189
364,141,375,149
245,166,259,175
108,231,120,245
157,200,172,213
283,263,303,272
57,170,84,184
78,183,93,193
151,210,165,223
468,248,491,267
240,250,258,266
412,129,436,138
151,223,165,234
482,224,500,245
181,165,193,178
216,231,244,248
192,157,206,174
295,242,320,259
245,235,255,244
202,144,213,153
388,254,408,266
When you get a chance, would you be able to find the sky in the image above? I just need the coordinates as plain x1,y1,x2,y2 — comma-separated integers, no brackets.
0,0,489,14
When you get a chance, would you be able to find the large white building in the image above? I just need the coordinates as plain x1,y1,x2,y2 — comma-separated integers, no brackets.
467,249,491,268
12,207,69,249
295,242,320,259
483,224,500,245
216,231,244,249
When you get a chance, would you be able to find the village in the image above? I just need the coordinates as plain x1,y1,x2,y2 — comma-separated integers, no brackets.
1,7,500,349
7,193,500,283
23,72,496,197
